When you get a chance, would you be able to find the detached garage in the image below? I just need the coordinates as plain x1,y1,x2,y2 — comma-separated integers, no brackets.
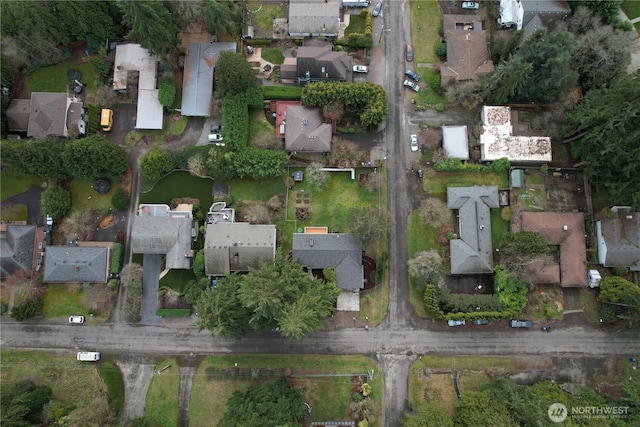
442,125,469,160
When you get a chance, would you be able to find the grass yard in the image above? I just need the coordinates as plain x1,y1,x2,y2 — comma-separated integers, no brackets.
490,209,509,247
145,359,180,427
360,270,389,323
424,171,508,194
68,178,119,213
190,355,381,426
140,171,215,207
416,68,445,106
248,108,276,145
26,61,99,94
286,170,377,232
408,209,442,317
98,360,125,417
0,350,107,409
622,0,640,19
274,217,296,254
230,174,286,203
159,269,196,294
260,47,284,65
248,2,284,30
579,288,601,323
409,0,442,63
1,167,45,201
345,13,366,35
42,284,87,318
0,203,27,222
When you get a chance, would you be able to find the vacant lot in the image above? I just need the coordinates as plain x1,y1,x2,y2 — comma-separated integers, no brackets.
190,354,382,426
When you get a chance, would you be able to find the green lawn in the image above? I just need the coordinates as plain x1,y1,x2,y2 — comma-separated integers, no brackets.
0,203,27,222
248,108,277,145
286,169,377,232
230,174,286,203
190,355,381,426
409,0,442,63
68,178,119,213
415,68,445,106
140,171,215,207
159,269,196,294
260,48,284,65
490,209,509,247
145,359,180,427
248,2,284,30
1,350,107,409
622,0,640,19
360,273,389,323
345,13,366,35
26,60,100,94
424,171,508,194
42,284,88,318
0,167,45,201
408,209,442,318
98,360,125,417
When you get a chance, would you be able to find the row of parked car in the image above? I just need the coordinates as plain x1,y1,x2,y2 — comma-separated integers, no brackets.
447,319,549,330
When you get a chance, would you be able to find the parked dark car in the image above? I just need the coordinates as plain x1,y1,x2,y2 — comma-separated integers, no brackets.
406,45,413,62
405,69,420,82
210,124,223,132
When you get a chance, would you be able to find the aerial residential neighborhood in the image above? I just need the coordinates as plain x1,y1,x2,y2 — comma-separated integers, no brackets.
1,0,639,426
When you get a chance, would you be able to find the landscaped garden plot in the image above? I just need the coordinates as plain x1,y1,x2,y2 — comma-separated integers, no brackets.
286,170,377,231
145,358,180,427
190,354,381,426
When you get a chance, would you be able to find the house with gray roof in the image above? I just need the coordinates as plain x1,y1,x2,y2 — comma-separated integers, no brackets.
181,42,237,117
288,0,340,37
522,0,570,29
284,105,332,152
280,44,353,83
43,246,109,283
131,204,195,270
292,233,363,292
447,186,499,274
204,223,276,276
1,225,36,279
596,207,640,272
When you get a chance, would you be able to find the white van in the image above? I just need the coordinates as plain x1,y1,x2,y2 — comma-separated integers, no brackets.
77,351,100,362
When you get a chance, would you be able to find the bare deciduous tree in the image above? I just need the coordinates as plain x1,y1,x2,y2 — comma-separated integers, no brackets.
419,197,451,228
306,162,330,189
238,200,270,224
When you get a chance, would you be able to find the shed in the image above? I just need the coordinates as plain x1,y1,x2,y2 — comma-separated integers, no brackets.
292,171,304,182
442,125,470,160
511,169,524,188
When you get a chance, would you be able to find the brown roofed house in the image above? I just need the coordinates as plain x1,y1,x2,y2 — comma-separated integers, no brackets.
440,15,494,87
521,211,587,287
284,105,332,153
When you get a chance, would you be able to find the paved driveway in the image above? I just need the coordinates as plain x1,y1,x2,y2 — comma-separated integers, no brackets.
141,254,162,325
0,185,44,225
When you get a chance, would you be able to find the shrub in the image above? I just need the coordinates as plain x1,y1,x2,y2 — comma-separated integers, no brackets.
40,185,71,220
262,85,302,100
501,206,512,221
11,299,43,321
540,163,549,174
88,55,112,81
0,301,7,315
435,42,447,58
111,188,129,210
140,147,174,181
435,103,445,112
352,392,365,403
611,266,629,276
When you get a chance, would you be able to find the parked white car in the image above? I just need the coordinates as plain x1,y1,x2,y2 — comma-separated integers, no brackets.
353,65,369,73
448,319,465,327
410,134,418,152
69,316,85,324
462,2,479,10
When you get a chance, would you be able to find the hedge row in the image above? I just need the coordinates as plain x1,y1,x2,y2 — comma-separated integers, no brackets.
156,309,192,317
424,284,518,321
111,243,123,274
434,157,510,173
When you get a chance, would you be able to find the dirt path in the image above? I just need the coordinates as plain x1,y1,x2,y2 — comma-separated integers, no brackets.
118,360,155,425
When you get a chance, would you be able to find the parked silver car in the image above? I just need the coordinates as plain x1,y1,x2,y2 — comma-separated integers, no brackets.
403,80,420,92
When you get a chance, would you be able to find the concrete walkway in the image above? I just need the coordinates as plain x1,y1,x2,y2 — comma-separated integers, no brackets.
618,8,640,72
